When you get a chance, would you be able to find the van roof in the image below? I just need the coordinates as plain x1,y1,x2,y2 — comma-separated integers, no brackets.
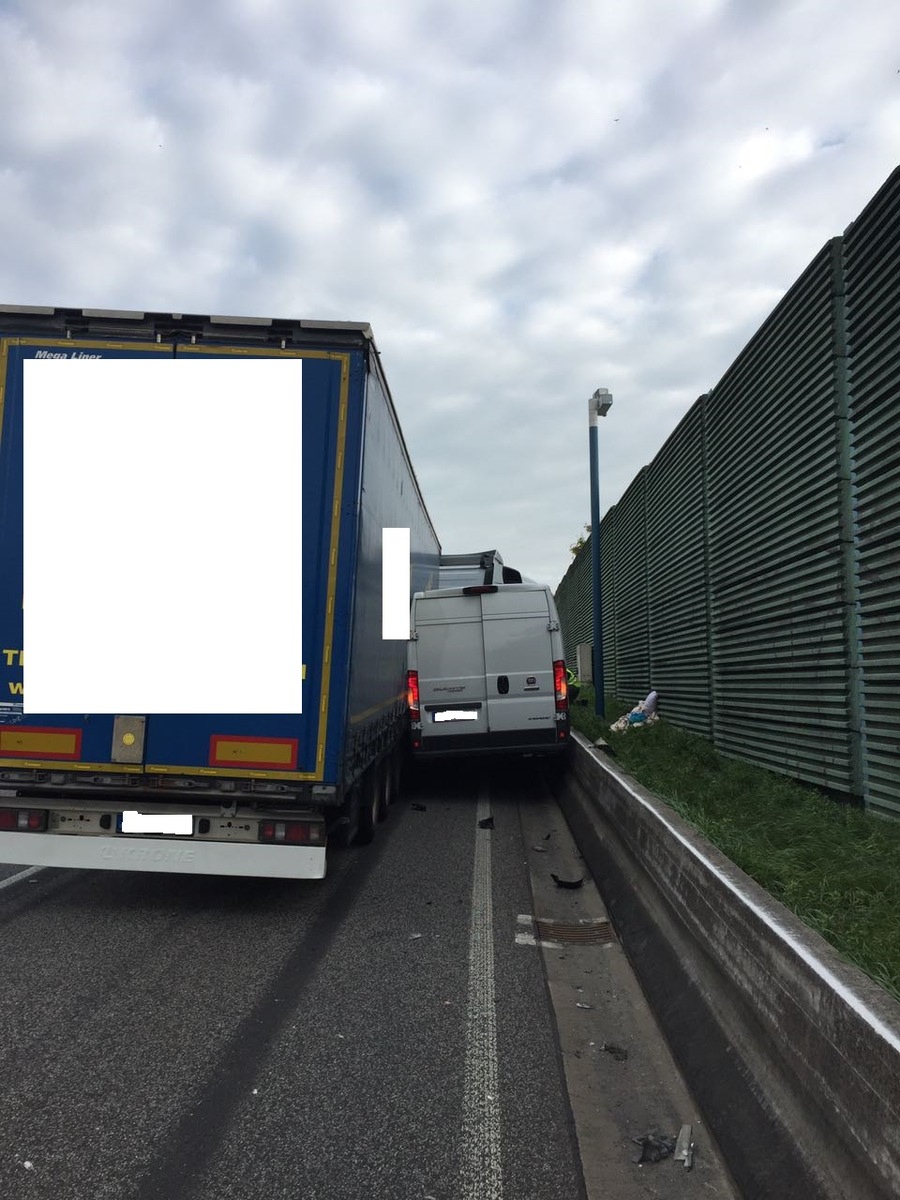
414,582,550,600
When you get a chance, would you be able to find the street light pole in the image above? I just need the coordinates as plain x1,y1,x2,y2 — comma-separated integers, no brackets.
588,388,612,718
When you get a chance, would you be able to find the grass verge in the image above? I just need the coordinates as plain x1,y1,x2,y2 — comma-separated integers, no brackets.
569,685,900,1004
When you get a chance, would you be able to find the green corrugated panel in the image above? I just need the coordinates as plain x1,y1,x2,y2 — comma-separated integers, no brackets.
646,403,712,734
704,243,853,792
601,506,618,698
555,535,593,671
611,470,650,700
556,170,899,817
555,511,619,697
845,167,900,816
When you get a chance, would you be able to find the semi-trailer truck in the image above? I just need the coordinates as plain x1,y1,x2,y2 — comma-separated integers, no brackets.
0,306,440,878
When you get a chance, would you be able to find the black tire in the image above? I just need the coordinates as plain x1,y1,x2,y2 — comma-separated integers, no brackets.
378,758,392,822
391,744,408,798
356,769,380,845
332,785,359,849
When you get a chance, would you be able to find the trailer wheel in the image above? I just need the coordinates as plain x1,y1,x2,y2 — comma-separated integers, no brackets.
356,769,380,845
391,745,406,798
378,758,392,822
332,781,364,849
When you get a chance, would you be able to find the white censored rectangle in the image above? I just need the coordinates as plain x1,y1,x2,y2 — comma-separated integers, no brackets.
23,357,304,714
382,527,410,639
121,811,193,835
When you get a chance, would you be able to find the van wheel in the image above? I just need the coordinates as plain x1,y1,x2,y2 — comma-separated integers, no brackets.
357,770,380,845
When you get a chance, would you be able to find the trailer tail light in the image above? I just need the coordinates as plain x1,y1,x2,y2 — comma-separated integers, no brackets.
258,821,325,846
554,661,568,712
0,808,48,832
407,670,420,721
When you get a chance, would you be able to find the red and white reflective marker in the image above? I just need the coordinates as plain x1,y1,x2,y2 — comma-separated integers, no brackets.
382,528,410,639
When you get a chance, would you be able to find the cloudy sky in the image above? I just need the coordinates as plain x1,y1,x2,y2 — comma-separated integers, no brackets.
1,0,898,588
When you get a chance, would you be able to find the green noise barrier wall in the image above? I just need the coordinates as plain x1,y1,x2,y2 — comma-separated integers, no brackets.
556,167,900,817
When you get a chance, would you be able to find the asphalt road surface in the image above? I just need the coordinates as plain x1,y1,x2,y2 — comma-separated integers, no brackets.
0,760,738,1199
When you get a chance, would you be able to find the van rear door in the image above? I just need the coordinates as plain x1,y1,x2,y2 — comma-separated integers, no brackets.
481,587,556,747
413,593,488,747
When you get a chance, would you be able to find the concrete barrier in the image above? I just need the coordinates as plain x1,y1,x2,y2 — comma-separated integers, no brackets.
548,733,900,1200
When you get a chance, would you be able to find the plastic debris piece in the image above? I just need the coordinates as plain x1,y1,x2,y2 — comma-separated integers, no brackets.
24,1162,34,1170
631,1132,676,1165
478,816,494,829
409,932,423,940
600,1042,628,1062
674,1123,693,1169
411,803,427,811
610,692,660,735
575,1002,592,1010
252,1088,258,1094
531,845,547,852
551,873,584,889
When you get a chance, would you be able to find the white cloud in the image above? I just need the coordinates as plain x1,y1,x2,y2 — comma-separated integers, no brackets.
0,0,897,586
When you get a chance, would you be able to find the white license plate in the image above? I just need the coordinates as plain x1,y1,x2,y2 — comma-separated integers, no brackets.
433,710,479,722
120,811,194,835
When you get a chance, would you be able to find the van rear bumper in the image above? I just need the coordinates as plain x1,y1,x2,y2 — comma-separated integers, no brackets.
413,729,569,758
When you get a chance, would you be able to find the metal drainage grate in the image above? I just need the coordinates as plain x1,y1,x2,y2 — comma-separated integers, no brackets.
533,918,616,945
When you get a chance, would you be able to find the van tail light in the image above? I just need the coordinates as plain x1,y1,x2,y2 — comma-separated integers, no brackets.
553,661,568,712
407,670,420,721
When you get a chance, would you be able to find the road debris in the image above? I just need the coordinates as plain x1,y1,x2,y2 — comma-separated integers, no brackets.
631,1131,676,1164
411,803,427,811
575,1002,592,1010
599,1042,628,1062
409,933,423,940
478,816,494,829
551,873,584,889
674,1123,694,1169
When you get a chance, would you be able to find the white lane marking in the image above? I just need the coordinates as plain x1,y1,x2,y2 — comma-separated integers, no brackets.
0,865,43,891
515,932,565,949
461,791,503,1200
579,732,900,1055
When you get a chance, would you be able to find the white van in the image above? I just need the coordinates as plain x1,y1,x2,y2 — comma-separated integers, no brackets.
406,582,571,758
